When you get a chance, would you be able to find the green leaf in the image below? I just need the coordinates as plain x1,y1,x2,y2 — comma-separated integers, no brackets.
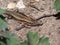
0,8,5,15
27,31,39,45
0,18,7,30
54,0,60,10
27,31,33,45
6,31,21,45
33,32,39,45
38,36,50,45
20,40,28,45
0,42,6,45
0,31,50,45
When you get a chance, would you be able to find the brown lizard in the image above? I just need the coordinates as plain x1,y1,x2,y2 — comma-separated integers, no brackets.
3,10,43,28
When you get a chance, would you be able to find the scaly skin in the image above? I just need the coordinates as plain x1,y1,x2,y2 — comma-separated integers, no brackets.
4,10,43,26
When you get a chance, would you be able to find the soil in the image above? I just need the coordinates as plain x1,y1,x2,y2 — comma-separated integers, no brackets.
0,0,60,45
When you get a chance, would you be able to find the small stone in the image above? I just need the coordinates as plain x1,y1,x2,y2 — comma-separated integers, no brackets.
35,0,39,2
7,2,16,9
16,0,26,9
31,0,39,3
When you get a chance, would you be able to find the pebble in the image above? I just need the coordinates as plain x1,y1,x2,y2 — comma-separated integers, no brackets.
7,2,16,9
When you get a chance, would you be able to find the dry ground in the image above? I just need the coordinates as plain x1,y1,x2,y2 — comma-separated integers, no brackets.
0,0,60,45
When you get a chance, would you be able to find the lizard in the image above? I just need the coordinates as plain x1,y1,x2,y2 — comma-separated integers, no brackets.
3,9,43,30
